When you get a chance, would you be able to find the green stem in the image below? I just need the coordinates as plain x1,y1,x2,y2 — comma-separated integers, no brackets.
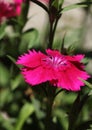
68,92,89,130
44,85,56,130
48,22,53,49
45,96,54,130
54,89,63,98
48,13,61,49
52,14,61,42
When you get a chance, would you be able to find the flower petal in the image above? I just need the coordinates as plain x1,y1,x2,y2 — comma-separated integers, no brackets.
14,0,23,15
21,66,56,85
16,50,46,68
66,54,84,62
16,49,90,91
55,64,90,91
46,49,62,57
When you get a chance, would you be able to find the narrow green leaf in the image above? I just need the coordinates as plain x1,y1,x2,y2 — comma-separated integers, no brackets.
67,44,76,55
88,90,92,96
59,0,64,5
0,22,6,39
7,55,21,69
32,97,45,119
68,93,88,130
17,1,30,29
62,4,86,13
80,78,92,89
52,0,59,9
7,55,16,64
61,2,92,13
31,97,45,130
19,29,39,53
60,33,66,54
11,74,23,90
15,103,34,130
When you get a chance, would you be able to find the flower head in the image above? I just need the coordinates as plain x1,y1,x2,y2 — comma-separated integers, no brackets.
0,0,22,22
14,0,23,15
16,49,90,91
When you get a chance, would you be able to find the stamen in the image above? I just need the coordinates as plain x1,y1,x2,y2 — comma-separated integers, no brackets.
42,55,67,68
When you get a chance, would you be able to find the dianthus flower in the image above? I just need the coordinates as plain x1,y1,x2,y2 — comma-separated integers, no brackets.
0,0,22,22
14,0,23,15
16,49,90,91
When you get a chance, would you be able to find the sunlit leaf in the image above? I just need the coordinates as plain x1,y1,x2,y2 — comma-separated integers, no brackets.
54,109,68,130
80,78,92,89
15,103,34,130
7,55,22,69
59,0,64,5
7,55,16,64
19,29,39,53
31,97,45,130
32,97,45,119
11,74,24,90
61,2,92,13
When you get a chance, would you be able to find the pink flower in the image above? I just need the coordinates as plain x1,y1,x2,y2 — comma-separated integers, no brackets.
0,0,22,22
14,0,23,15
16,49,90,91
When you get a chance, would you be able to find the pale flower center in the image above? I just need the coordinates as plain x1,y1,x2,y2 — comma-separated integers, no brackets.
42,56,67,69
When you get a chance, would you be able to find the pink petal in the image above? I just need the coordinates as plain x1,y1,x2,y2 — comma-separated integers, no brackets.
16,49,90,91
66,54,84,62
14,0,23,15
66,55,85,70
46,49,62,57
16,50,46,68
21,66,56,85
73,55,84,61
55,64,90,91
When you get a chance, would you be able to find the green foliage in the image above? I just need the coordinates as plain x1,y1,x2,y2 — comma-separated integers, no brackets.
68,93,89,130
80,79,92,89
19,29,39,53
0,22,6,39
0,63,10,86
61,2,92,13
15,103,34,130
